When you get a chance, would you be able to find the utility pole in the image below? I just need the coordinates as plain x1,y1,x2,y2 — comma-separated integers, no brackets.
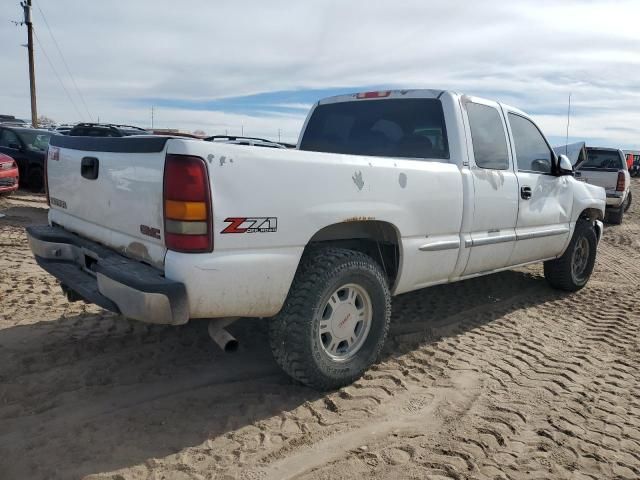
278,129,281,142
151,106,154,129
22,0,38,128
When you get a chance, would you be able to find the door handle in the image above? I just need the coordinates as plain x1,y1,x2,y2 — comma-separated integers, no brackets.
520,186,532,200
81,157,99,180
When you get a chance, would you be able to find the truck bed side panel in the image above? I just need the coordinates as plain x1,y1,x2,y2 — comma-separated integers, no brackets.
165,140,463,317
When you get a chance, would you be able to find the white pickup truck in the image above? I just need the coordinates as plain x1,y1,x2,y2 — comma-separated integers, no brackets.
554,142,631,224
28,89,605,390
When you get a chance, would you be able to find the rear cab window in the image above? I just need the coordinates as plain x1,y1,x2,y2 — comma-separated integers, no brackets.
581,149,625,171
299,98,449,160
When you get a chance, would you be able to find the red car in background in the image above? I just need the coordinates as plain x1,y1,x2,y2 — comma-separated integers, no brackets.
0,152,19,195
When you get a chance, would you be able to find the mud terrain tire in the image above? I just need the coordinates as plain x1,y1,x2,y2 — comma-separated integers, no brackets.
269,248,391,390
544,220,597,292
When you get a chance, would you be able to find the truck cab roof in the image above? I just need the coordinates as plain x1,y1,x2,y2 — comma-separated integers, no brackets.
315,89,529,115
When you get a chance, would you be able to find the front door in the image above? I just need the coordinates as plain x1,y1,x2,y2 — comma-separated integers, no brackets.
504,111,573,265
461,98,519,276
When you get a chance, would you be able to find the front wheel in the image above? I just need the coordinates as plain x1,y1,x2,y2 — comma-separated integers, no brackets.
269,248,391,390
544,220,597,292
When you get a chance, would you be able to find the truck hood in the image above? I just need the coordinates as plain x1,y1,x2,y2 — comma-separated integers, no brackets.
553,142,586,167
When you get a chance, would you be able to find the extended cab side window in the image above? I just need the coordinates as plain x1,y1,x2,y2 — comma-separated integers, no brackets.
465,102,509,170
508,113,554,174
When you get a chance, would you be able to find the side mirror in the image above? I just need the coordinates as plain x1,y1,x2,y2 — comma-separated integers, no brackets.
8,142,22,151
557,154,573,175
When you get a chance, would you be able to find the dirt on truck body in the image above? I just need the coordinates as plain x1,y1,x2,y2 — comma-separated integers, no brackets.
0,184,639,479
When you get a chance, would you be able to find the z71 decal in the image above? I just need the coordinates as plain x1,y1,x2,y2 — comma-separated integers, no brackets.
221,217,277,234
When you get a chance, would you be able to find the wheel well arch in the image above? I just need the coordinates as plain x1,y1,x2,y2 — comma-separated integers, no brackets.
578,207,604,239
305,220,402,288
579,208,604,222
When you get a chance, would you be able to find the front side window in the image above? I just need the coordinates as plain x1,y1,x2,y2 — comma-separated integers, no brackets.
300,98,449,160
466,102,510,170
17,131,52,152
508,113,553,174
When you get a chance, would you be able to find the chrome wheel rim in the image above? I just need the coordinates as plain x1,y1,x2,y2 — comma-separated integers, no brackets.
317,283,372,362
571,237,590,282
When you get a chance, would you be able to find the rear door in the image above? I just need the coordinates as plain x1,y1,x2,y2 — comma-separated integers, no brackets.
46,136,170,267
504,110,572,265
461,97,519,276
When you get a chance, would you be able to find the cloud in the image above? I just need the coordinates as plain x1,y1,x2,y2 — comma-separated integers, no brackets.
1,0,638,147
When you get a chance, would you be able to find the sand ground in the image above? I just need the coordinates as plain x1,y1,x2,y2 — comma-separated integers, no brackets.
0,181,638,480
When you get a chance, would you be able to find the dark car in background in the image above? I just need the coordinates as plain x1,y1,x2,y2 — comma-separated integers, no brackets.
0,115,29,127
0,126,54,191
68,123,151,137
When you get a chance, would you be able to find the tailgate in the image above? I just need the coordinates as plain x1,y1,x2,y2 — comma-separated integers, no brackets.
47,136,171,268
575,169,617,191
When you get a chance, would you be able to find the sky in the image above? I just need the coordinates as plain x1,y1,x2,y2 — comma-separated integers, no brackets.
1,0,639,148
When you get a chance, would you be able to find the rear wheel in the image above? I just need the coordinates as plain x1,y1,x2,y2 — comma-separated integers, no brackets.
269,248,391,390
624,191,632,213
544,220,597,292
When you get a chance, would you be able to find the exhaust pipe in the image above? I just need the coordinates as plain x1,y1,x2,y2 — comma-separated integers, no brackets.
208,318,239,353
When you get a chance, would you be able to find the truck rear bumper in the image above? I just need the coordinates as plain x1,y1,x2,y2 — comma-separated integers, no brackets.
605,192,625,208
26,225,189,325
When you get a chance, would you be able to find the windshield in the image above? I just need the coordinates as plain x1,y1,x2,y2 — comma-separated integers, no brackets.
17,131,53,152
581,149,623,170
300,98,449,160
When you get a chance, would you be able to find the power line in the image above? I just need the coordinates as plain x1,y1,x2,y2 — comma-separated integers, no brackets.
33,29,85,121
34,0,93,121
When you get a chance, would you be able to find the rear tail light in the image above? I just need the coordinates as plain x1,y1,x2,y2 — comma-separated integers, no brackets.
616,171,625,191
163,154,212,252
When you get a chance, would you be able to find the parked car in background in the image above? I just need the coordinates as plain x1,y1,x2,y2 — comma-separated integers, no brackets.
625,150,640,177
0,115,29,127
29,89,605,390
205,135,291,148
53,124,76,135
68,123,151,137
555,143,631,222
0,153,19,195
151,130,204,139
579,147,630,222
0,126,54,191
